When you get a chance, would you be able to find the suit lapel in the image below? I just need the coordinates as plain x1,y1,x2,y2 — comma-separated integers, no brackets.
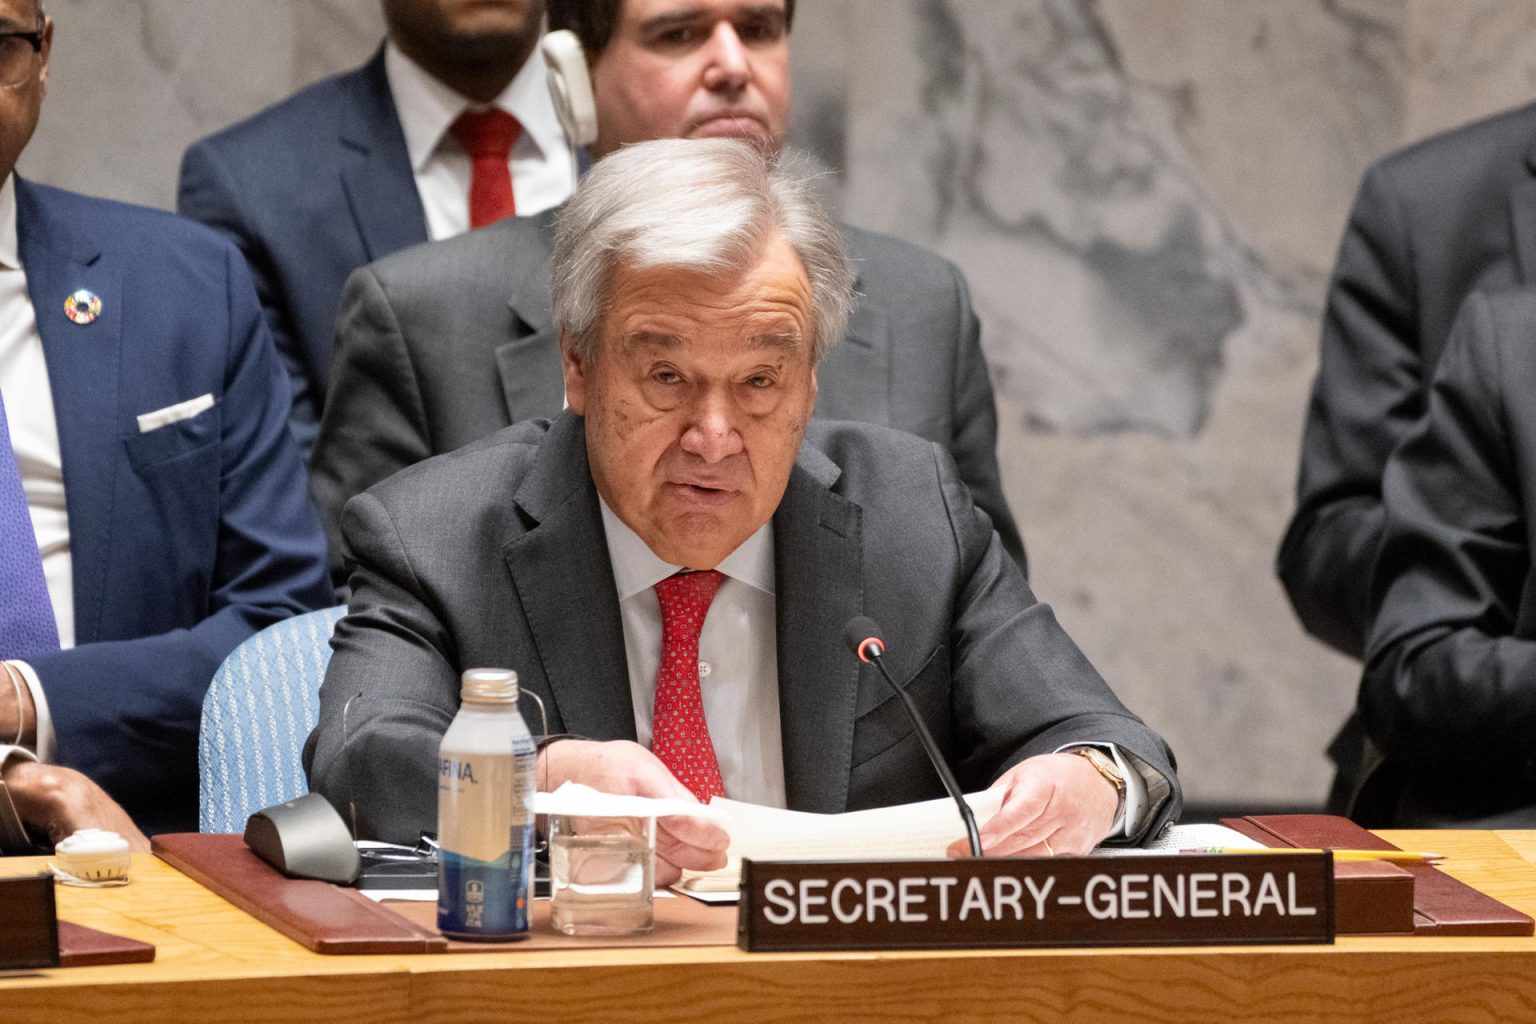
773,444,864,813
15,179,122,643
502,414,635,740
338,49,429,262
495,210,564,421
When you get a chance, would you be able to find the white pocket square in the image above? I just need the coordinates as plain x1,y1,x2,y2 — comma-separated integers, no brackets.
136,393,214,434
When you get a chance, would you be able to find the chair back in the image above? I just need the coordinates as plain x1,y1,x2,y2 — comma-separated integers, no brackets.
199,606,346,833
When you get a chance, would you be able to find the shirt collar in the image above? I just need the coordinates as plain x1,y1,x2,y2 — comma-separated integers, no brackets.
384,40,569,174
0,174,18,271
599,497,776,602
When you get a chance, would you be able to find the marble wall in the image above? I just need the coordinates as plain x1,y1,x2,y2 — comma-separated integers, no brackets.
21,0,1536,806
797,0,1536,807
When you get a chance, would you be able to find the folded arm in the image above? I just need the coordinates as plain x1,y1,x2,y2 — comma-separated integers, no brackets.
1363,291,1536,779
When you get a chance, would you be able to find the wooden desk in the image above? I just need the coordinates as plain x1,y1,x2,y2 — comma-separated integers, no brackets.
6,830,1536,1024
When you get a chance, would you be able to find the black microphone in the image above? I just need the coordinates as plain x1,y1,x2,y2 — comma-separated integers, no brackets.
844,616,982,857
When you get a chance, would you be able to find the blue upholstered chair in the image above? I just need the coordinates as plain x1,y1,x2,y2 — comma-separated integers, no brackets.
199,606,346,833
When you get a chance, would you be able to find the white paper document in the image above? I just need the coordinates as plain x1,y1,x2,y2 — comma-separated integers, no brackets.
533,782,728,820
675,795,1267,896
717,791,1005,863
1090,822,1266,856
677,791,1004,895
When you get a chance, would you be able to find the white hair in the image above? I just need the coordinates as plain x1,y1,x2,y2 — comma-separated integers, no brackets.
551,138,854,365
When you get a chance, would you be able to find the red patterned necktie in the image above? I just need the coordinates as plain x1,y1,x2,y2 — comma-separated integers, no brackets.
449,107,521,228
652,570,727,801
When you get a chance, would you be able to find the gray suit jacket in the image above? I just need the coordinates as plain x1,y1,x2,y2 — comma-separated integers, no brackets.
1281,100,1536,659
1277,101,1536,815
308,209,1024,577
303,413,1175,844
1364,289,1536,826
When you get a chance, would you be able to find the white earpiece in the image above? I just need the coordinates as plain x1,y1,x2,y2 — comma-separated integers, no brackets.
542,29,599,149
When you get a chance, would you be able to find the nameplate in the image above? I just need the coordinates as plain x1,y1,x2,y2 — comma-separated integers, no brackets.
0,873,60,969
737,853,1335,952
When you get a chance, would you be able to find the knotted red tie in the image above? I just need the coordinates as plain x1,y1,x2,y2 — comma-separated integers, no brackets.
652,570,727,801
449,107,521,228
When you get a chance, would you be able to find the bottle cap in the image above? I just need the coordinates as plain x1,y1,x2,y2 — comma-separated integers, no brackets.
461,667,519,703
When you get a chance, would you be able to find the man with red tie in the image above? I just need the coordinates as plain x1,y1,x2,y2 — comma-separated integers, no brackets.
305,140,1178,881
309,0,1025,583
178,0,575,456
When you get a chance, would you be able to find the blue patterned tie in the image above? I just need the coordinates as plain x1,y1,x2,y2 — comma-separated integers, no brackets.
0,389,58,659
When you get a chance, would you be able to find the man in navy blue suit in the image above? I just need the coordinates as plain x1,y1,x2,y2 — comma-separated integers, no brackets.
0,0,332,848
178,0,572,456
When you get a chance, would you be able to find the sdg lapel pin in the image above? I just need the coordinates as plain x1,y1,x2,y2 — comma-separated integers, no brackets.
63,289,101,325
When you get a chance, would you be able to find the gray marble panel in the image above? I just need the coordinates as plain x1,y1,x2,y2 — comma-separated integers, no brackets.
19,0,380,210
837,0,1388,805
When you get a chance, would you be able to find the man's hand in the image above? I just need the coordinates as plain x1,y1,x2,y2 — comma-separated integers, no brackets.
3,759,151,852
538,739,729,885
0,663,37,749
945,752,1118,858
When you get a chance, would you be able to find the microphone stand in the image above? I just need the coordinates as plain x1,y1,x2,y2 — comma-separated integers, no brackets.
859,638,983,858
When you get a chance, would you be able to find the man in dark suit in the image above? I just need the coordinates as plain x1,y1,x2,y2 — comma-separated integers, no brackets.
1364,288,1536,826
1277,101,1536,816
306,140,1176,878
309,0,1023,575
178,0,570,455
0,0,332,845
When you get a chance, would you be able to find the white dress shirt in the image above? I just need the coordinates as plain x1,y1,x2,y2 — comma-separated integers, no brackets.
596,500,1151,836
0,172,64,766
600,500,787,808
384,41,575,241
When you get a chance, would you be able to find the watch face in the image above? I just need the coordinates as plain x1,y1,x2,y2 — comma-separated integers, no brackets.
1079,748,1125,788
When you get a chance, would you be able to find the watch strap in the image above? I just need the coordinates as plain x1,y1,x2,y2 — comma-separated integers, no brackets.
1072,746,1127,825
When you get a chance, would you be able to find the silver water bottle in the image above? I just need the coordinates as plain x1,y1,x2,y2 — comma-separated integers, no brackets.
436,668,536,940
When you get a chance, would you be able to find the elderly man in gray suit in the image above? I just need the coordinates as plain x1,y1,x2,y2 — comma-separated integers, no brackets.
308,0,1023,578
304,140,1177,881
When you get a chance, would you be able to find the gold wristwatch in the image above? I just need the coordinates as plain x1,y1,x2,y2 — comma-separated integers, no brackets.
1073,746,1127,824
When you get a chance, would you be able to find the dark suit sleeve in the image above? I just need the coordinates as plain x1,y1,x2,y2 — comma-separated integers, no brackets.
26,243,333,828
945,264,1027,575
310,265,434,580
178,140,321,457
934,444,1179,842
1278,164,1423,657
304,490,459,844
1362,292,1536,779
